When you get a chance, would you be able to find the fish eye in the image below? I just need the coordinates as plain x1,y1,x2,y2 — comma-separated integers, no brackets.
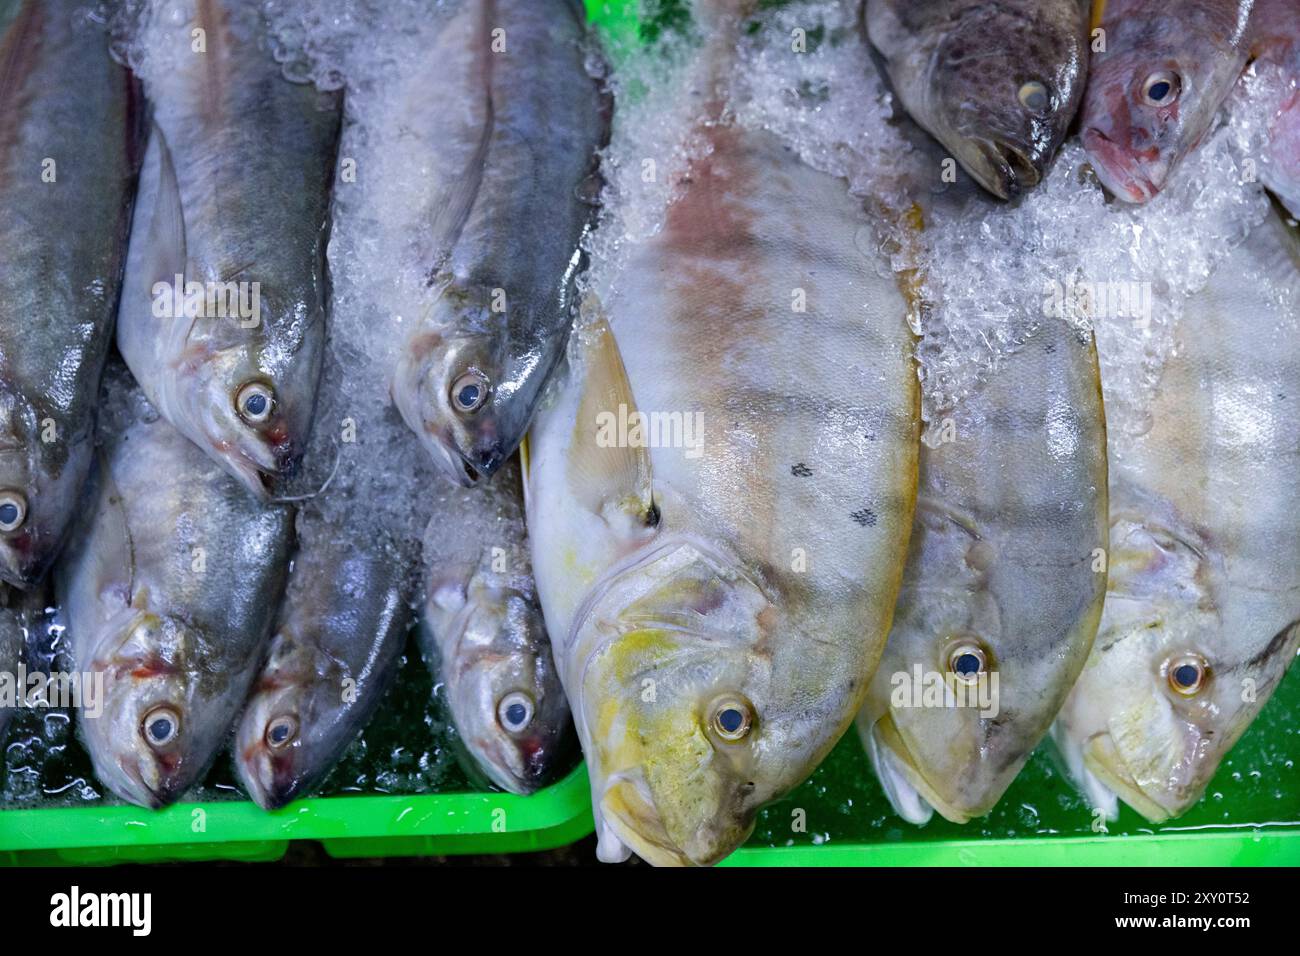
450,371,489,413
948,641,989,684
235,381,275,424
1166,654,1208,696
0,491,27,533
710,695,754,742
266,715,298,749
1141,70,1181,107
1018,80,1051,114
497,691,535,734
141,706,181,748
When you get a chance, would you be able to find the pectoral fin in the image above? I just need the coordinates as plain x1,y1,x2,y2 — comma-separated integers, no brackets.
566,305,656,532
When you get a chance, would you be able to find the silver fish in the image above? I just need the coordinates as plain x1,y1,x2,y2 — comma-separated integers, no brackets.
1055,206,1300,822
116,0,340,499
0,0,142,587
391,0,609,486
59,410,293,808
525,111,920,863
234,507,412,809
419,459,570,795
859,313,1108,824
863,0,1091,199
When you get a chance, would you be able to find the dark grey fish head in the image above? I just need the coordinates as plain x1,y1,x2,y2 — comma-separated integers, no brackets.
0,386,91,589
924,0,1089,199
394,284,562,487
234,629,343,810
80,608,230,809
439,588,572,795
234,594,408,811
173,331,324,501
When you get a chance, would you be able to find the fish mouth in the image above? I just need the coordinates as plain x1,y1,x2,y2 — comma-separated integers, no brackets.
1082,128,1162,203
219,448,281,500
968,139,1043,200
114,754,186,810
245,754,305,811
1081,732,1179,823
867,714,978,825
0,537,49,591
599,775,734,867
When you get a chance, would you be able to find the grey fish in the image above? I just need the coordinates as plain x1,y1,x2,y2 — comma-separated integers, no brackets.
0,587,22,744
1055,206,1300,822
863,0,1091,199
234,507,412,809
419,459,571,795
0,0,142,587
391,0,609,486
116,0,340,499
859,314,1109,824
58,410,293,808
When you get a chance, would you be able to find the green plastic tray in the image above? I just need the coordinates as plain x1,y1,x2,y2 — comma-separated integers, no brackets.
0,0,1295,867
0,764,593,866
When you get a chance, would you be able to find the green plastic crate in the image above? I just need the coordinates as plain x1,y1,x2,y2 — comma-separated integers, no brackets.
0,765,593,866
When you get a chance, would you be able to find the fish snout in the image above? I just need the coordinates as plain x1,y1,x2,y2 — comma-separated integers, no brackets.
970,140,1043,200
1082,128,1162,203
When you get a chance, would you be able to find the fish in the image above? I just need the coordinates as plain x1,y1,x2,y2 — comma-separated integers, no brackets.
858,314,1109,824
1081,0,1256,203
234,508,412,810
524,101,919,863
1249,0,1300,216
419,459,571,795
1054,205,1300,823
58,409,293,809
0,0,142,587
862,0,1091,199
390,0,609,486
0,588,22,744
116,0,341,499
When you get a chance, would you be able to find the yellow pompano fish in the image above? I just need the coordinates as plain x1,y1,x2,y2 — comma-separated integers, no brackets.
524,111,919,865
860,312,1109,824
1056,205,1300,822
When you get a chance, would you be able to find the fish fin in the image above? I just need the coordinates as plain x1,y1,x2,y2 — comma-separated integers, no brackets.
424,3,494,281
141,123,197,355
90,448,137,611
1089,0,1106,33
859,715,935,826
1050,720,1119,821
566,305,657,530
914,495,981,539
